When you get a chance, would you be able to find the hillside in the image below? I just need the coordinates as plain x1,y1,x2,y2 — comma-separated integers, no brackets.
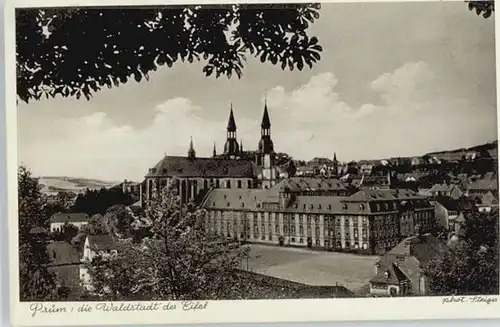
425,140,498,156
39,176,119,195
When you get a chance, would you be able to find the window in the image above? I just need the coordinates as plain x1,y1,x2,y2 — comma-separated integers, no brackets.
345,218,349,225
315,239,321,246
237,180,242,189
345,242,350,248
300,238,304,243
342,203,347,210
354,229,359,238
315,227,320,236
362,228,367,238
215,180,220,188
275,224,279,233
269,235,273,241
226,180,231,188
284,225,288,234
291,237,296,242
247,180,252,188
241,203,245,208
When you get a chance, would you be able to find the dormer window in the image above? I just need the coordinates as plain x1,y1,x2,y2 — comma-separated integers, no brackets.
318,205,322,209
328,204,332,210
241,203,245,208
359,204,365,211
309,204,314,209
384,271,390,279
293,204,298,209
162,168,167,174
224,195,227,199
342,203,347,210
227,203,231,207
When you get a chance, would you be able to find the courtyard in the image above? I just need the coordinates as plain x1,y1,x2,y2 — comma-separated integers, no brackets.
239,244,380,293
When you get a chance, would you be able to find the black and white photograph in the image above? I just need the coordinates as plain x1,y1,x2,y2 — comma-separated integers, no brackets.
7,0,500,324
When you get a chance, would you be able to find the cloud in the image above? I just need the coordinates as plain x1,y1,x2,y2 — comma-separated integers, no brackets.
18,61,497,182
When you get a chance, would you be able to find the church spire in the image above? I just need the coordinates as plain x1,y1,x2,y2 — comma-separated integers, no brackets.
333,152,337,162
240,140,244,152
188,136,196,159
213,142,217,157
227,103,237,132
261,98,271,129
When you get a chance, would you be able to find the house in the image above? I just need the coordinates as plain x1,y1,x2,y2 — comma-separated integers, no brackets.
80,234,119,290
411,157,424,166
47,241,82,290
428,183,463,199
476,191,498,213
369,230,448,296
432,197,459,230
467,175,498,198
49,213,89,233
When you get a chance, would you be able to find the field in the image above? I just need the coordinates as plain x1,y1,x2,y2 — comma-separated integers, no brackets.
38,176,119,194
242,244,379,293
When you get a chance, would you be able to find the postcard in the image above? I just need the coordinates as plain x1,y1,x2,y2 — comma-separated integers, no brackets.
5,0,500,326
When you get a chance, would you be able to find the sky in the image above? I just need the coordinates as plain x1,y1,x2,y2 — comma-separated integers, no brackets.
17,2,497,182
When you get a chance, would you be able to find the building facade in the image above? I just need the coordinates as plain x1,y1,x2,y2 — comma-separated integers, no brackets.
201,186,435,255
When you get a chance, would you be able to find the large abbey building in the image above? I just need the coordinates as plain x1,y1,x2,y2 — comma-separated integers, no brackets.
141,102,279,205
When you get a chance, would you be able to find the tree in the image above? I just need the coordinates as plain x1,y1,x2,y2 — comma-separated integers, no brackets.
71,214,108,252
18,165,57,301
103,205,135,239
17,5,323,103
86,180,248,300
466,1,494,18
424,210,499,295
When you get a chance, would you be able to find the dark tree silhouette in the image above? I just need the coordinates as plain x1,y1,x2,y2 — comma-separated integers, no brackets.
466,1,494,18
18,166,57,301
16,4,323,103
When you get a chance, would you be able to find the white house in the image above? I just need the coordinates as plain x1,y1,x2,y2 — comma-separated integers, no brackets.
49,213,89,233
80,234,118,290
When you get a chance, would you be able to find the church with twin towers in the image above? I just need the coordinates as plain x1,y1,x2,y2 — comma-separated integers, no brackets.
141,101,280,205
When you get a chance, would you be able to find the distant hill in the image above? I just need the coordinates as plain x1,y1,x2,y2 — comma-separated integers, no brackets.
425,140,498,156
39,176,119,195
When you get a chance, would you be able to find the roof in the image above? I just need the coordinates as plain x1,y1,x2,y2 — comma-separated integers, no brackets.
434,196,459,211
202,187,431,215
384,233,448,265
429,183,461,193
478,191,498,206
50,212,89,224
87,234,118,251
373,234,448,286
146,156,256,178
47,241,81,266
370,263,408,285
261,104,271,128
227,107,236,131
274,177,347,193
345,189,427,202
455,212,466,223
469,177,498,191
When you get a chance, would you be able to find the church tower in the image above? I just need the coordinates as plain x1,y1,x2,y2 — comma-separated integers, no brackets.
188,137,196,159
332,152,339,178
212,142,217,158
223,104,240,159
257,99,276,189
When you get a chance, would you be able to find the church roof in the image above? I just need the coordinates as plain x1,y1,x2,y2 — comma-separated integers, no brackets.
227,107,237,132
147,156,256,178
261,105,271,128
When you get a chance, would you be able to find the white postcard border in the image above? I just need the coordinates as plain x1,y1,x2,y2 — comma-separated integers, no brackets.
5,0,500,326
